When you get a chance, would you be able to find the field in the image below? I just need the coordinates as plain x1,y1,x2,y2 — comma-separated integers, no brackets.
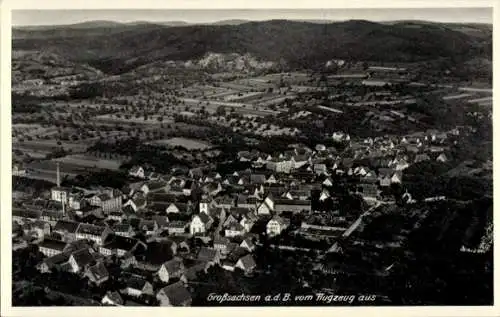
179,97,279,116
224,92,266,102
12,140,89,156
12,124,59,139
26,160,89,177
152,137,213,150
52,154,123,170
95,114,173,125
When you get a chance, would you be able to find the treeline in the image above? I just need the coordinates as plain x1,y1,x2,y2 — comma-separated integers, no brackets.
62,170,131,189
12,93,68,114
404,161,492,201
89,138,189,173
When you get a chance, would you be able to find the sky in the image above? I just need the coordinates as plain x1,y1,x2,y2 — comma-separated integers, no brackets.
12,8,493,26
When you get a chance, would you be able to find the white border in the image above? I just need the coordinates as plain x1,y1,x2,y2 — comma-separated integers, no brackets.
3,0,496,9
1,1,498,317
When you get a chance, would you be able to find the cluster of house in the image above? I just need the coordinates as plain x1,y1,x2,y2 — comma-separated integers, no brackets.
27,216,259,307
11,126,459,305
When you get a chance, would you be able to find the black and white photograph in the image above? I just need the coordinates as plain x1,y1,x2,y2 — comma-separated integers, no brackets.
1,0,496,314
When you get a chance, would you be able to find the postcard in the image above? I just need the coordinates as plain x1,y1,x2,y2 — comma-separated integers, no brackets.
0,1,497,317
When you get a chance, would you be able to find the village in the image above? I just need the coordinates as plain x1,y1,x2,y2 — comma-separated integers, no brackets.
10,20,495,307
12,116,493,306
6,7,495,310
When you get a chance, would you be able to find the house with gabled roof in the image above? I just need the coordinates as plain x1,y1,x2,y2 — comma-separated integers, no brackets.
152,215,169,229
414,153,430,163
319,189,331,202
107,210,123,222
180,260,209,283
168,236,190,253
236,195,258,210
256,201,272,215
292,154,309,169
240,238,255,252
121,205,138,220
237,176,250,186
75,223,112,246
53,220,81,242
202,182,222,197
207,171,223,182
165,221,189,235
122,181,144,198
223,213,239,228
135,240,177,271
123,197,146,212
99,235,146,258
12,208,40,225
129,166,146,179
188,167,204,180
266,216,290,237
389,157,409,171
322,177,333,187
391,171,403,184
254,155,267,166
190,213,213,235
235,254,257,273
266,174,278,184
313,163,328,176
274,199,311,214
85,262,109,286
141,181,168,195
240,213,257,232
112,223,136,238
37,252,70,273
102,291,124,306
436,153,448,163
256,193,275,215
158,257,185,283
197,247,220,265
358,183,380,201
156,281,192,307
166,202,190,214
67,248,98,273
148,192,177,205
122,275,154,297
379,175,392,187
215,196,234,209
139,219,160,236
168,176,186,188
249,174,267,185
88,192,122,213
221,246,247,272
21,222,43,240
38,239,69,257
146,171,162,181
183,180,196,196
225,222,246,238
213,237,231,254
251,184,265,198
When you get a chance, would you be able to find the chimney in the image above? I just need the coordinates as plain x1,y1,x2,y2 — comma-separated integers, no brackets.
56,162,61,187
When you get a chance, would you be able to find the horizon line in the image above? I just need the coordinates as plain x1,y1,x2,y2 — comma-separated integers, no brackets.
12,17,494,27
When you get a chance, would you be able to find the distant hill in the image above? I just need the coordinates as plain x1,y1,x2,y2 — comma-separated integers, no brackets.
383,20,493,40
12,19,491,74
16,20,126,31
160,21,191,27
210,19,250,26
